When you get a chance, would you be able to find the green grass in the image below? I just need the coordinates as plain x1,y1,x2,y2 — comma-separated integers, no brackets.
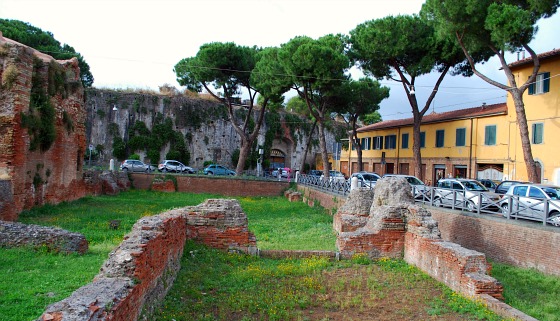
491,262,560,321
0,190,222,321
0,190,558,320
238,196,336,250
153,242,503,321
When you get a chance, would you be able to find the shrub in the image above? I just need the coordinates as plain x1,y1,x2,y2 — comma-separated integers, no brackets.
1,64,18,89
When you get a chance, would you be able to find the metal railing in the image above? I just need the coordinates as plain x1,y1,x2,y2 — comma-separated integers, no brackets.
297,175,560,227
297,174,352,195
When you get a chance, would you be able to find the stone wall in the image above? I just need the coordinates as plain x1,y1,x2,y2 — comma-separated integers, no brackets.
431,209,560,277
0,220,88,254
129,173,289,197
301,183,560,277
39,199,256,321
85,88,338,172
297,185,345,215
333,177,503,300
0,32,87,221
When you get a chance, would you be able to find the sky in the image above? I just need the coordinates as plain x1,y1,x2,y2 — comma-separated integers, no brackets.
1,0,559,120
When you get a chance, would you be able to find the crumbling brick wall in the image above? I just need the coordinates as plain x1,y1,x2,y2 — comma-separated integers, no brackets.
38,199,257,321
0,220,88,254
333,177,503,300
0,32,87,221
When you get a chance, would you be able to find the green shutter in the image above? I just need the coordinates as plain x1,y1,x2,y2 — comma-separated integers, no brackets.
543,72,550,93
528,75,535,95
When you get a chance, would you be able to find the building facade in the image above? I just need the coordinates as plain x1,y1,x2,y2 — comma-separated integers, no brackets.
341,49,560,185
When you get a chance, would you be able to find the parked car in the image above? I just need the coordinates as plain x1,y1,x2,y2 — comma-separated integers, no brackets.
499,183,560,226
494,180,528,194
308,170,323,177
158,160,194,173
434,178,501,212
272,168,291,178
203,164,235,176
327,170,346,182
120,159,155,173
383,174,428,199
478,179,500,192
349,172,381,188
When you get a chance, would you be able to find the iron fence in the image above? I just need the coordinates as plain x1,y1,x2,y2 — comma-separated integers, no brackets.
297,175,560,227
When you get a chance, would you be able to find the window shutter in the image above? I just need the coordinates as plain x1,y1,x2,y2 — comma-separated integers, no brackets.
528,75,535,95
543,72,550,93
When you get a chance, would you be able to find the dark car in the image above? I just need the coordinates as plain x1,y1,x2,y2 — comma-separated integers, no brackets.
494,180,528,194
478,179,500,192
308,170,323,177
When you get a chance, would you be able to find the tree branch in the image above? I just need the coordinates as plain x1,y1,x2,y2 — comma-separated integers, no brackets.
455,33,509,90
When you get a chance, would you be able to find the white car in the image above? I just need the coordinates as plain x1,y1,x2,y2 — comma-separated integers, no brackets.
158,160,195,173
434,178,501,212
500,183,560,226
120,159,155,173
349,172,381,188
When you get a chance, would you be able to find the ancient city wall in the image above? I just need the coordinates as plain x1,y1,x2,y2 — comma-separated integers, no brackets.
39,199,256,321
0,32,87,220
85,88,341,172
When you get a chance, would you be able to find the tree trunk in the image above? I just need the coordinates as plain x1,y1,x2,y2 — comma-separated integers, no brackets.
299,119,317,173
235,135,250,175
351,118,363,172
412,114,423,181
317,121,330,178
511,90,538,182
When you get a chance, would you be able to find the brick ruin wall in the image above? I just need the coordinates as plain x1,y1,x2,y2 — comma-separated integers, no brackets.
0,32,88,221
431,209,560,277
39,199,257,321
0,220,88,254
303,184,560,277
333,178,504,299
129,172,289,196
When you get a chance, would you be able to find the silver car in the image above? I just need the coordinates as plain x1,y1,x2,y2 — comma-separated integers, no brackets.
120,159,155,173
500,183,560,226
158,160,195,173
434,178,501,212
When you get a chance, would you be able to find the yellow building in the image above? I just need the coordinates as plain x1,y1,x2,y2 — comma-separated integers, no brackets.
341,49,560,185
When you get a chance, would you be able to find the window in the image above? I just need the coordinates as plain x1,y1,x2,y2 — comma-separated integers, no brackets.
528,72,550,95
373,136,383,150
456,128,466,147
532,123,543,144
361,137,371,150
435,130,445,148
420,132,425,148
385,135,396,149
484,125,496,146
529,187,546,199
401,133,409,149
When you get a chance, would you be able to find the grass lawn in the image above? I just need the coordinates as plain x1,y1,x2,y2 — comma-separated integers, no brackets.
0,190,557,320
153,241,503,321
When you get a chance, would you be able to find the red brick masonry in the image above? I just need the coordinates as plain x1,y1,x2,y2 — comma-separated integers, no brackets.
39,199,256,321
